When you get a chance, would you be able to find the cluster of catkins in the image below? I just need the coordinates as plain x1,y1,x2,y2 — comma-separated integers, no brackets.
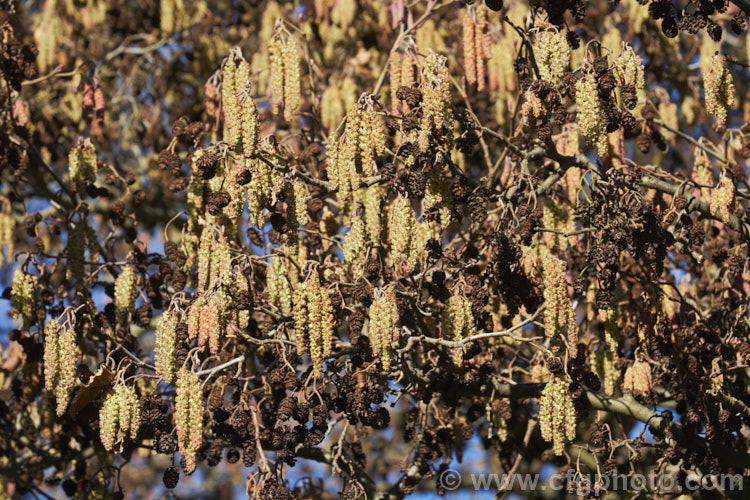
99,384,140,452
43,319,78,416
538,372,577,455
175,368,204,474
293,270,335,376
622,358,653,401
269,25,301,121
462,3,490,91
441,294,476,365
389,48,417,114
703,53,736,132
574,47,643,156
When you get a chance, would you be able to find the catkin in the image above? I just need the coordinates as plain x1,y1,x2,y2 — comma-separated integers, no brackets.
0,200,14,264
155,308,179,384
462,13,477,86
389,52,402,114
343,217,366,279
267,253,294,315
114,266,138,324
10,269,36,326
175,368,203,475
419,53,454,151
368,288,400,371
534,29,570,84
710,175,736,224
199,294,223,354
68,137,98,192
575,72,607,156
538,373,576,455
442,294,476,365
282,37,301,121
541,255,578,358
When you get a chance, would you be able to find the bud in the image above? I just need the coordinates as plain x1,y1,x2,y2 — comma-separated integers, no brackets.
442,294,476,365
369,287,400,370
114,265,138,324
538,373,576,455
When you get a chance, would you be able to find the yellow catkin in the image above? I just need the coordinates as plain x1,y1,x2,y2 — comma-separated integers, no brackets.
602,309,619,396
114,265,138,324
575,72,607,156
221,56,240,146
710,175,736,224
424,169,453,228
282,37,301,121
419,53,454,151
534,29,570,84
474,4,489,91
10,269,36,326
176,368,203,475
343,217,366,278
541,255,577,358
155,308,179,384
267,253,294,315
55,326,78,416
369,288,400,370
43,320,60,393
0,199,15,263
362,184,384,243
68,137,98,192
538,373,576,455
442,294,476,365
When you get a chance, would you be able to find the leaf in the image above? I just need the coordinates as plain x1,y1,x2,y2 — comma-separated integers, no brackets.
68,364,114,418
